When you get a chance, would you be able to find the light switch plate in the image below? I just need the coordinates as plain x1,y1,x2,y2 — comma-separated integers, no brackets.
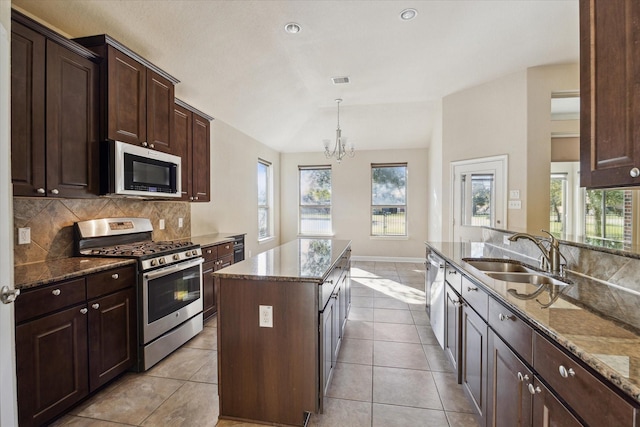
159,219,165,230
178,218,183,228
509,190,520,199
259,305,273,328
508,200,522,209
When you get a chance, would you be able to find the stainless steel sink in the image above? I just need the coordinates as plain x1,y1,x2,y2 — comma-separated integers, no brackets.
484,272,568,286
463,259,532,273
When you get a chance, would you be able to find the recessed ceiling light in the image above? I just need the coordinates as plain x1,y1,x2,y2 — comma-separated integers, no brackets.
400,8,418,21
284,22,301,34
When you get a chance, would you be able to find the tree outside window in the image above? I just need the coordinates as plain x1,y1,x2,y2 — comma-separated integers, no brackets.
299,166,332,235
371,163,407,236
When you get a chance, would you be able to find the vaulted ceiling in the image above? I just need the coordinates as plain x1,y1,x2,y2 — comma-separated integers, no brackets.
11,0,580,153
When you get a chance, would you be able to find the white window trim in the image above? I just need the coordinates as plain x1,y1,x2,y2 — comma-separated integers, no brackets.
258,158,273,241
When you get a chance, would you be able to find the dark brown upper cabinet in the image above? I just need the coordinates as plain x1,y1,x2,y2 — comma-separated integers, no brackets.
580,0,640,188
74,35,179,154
174,99,212,202
11,12,100,198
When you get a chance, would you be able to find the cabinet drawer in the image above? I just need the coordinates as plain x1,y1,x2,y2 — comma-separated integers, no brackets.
445,264,462,293
488,297,533,365
462,275,488,320
15,277,86,323
215,254,233,271
534,333,637,426
217,241,234,258
87,265,136,299
202,245,218,263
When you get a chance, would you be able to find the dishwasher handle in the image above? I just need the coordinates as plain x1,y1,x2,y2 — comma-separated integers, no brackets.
427,254,445,269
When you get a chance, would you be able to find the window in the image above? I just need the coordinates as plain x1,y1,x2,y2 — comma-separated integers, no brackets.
462,173,494,227
299,166,332,235
257,159,272,240
584,188,627,248
550,173,568,235
371,163,407,236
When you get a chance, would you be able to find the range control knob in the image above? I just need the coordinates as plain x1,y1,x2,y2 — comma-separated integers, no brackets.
159,258,166,265
150,259,158,267
186,251,192,257
173,254,180,260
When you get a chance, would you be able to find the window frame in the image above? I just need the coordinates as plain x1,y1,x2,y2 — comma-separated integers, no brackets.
257,158,273,241
298,165,333,236
371,162,408,237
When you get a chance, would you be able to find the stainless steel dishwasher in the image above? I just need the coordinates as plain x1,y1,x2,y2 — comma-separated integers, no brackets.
426,250,445,349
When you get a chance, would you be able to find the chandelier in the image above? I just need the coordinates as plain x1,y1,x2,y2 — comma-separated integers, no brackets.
323,98,355,163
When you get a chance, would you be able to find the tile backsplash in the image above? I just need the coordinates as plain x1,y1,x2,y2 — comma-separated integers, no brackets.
13,197,191,265
482,228,640,332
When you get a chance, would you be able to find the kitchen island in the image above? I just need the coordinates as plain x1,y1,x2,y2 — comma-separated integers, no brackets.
213,238,351,426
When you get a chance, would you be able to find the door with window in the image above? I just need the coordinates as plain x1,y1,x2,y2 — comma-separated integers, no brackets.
452,156,507,243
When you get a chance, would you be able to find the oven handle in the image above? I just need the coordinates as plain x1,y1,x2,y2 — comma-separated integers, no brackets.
144,257,204,280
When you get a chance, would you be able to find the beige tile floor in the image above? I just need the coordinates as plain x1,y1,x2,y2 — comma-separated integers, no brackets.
50,261,480,427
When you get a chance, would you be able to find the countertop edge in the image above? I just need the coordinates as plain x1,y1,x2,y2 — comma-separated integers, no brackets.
426,242,640,404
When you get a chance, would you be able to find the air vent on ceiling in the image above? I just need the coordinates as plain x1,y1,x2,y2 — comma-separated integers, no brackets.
331,76,350,85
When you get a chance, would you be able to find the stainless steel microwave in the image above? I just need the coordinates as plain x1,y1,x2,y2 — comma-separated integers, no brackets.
101,140,182,198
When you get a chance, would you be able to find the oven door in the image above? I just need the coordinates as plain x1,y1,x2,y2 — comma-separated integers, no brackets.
142,257,204,343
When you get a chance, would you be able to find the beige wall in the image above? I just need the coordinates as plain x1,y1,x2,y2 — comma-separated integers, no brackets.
191,120,281,258
439,64,579,238
442,70,528,238
281,149,428,259
427,100,444,242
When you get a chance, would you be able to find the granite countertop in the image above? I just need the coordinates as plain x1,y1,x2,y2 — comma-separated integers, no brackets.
427,241,640,403
213,238,351,283
190,232,245,247
14,257,137,291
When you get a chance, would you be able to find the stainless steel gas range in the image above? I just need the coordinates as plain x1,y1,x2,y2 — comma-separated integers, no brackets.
74,217,203,371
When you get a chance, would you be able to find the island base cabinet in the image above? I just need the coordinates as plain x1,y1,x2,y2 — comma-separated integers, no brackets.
16,305,89,427
531,378,583,427
217,278,319,426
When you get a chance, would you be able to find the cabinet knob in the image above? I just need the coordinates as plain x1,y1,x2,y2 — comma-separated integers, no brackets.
36,188,45,194
207,250,212,254
50,188,59,195
92,303,100,310
558,365,575,378
150,143,155,148
631,167,640,178
80,308,88,315
142,142,148,147
516,372,529,382
194,196,199,200
528,383,541,395
498,313,514,321
52,289,61,296
112,273,119,279
448,270,457,275
467,286,478,292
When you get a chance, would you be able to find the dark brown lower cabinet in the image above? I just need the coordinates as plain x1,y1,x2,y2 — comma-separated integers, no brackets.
202,262,216,320
201,241,237,321
487,329,532,427
461,303,488,427
15,266,137,427
16,305,89,427
531,378,582,427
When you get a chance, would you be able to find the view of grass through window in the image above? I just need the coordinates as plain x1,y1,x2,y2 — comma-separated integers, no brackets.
371,163,407,236
299,166,332,235
584,189,625,246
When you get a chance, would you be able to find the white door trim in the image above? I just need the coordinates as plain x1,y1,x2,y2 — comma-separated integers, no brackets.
450,155,508,242
0,3,19,425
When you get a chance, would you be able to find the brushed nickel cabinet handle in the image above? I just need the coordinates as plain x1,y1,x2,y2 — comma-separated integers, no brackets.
112,273,119,279
80,308,88,315
467,286,478,292
631,167,640,178
52,289,61,296
92,303,100,310
50,188,59,195
528,383,541,395
36,188,45,194
559,365,575,378
498,313,514,321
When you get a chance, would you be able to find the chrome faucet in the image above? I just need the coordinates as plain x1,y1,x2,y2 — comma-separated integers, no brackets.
508,230,565,276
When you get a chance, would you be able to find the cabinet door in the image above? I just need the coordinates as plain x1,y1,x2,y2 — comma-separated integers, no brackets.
462,303,488,426
11,21,46,197
532,378,583,427
215,254,234,271
487,330,533,427
202,262,216,320
16,305,89,427
147,69,175,153
444,284,462,382
321,297,336,400
88,288,137,391
191,114,210,202
46,40,99,198
106,46,146,144
332,284,342,365
174,103,192,200
580,0,640,188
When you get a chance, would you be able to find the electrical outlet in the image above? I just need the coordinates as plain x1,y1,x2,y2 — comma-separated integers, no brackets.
159,219,165,230
178,217,183,228
18,227,31,245
259,305,273,328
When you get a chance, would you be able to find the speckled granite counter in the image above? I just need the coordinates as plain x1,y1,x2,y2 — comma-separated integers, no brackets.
427,241,640,403
14,258,137,290
213,238,351,282
190,232,244,247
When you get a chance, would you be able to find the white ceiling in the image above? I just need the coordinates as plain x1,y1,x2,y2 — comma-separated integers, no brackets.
12,0,580,153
